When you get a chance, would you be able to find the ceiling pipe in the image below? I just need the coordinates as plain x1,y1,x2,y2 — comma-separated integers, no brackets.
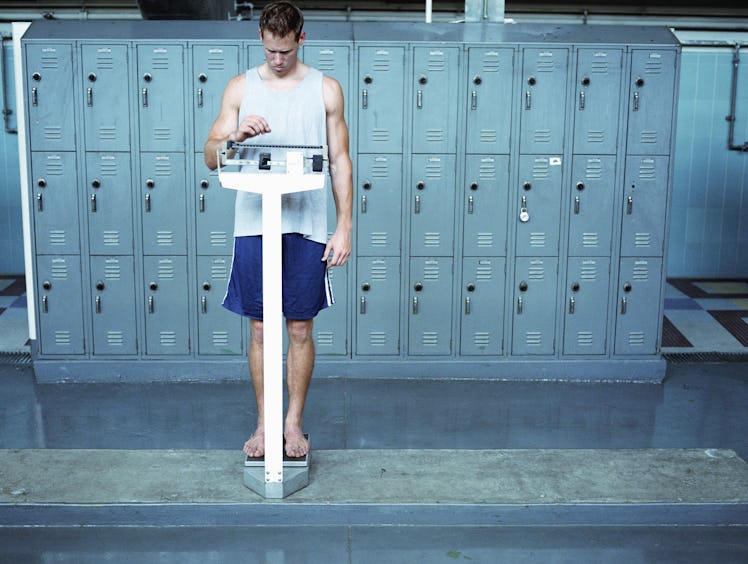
465,0,505,22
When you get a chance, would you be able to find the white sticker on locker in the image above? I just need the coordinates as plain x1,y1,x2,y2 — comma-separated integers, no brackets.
549,157,562,166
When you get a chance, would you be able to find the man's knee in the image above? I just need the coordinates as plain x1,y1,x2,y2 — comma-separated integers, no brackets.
250,319,264,346
286,319,313,345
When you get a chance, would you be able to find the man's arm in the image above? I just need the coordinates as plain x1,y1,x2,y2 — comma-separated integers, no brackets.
321,75,353,269
203,73,271,171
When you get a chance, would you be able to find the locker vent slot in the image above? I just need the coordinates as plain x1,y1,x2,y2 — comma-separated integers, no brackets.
210,262,230,279
104,261,122,279
156,231,174,247
426,129,445,143
43,127,63,141
423,261,440,280
153,127,173,142
206,54,227,71
576,332,594,346
585,159,603,179
634,233,652,248
473,332,491,347
644,56,663,75
421,331,439,346
536,55,556,73
102,231,121,247
44,157,64,175
40,51,61,69
370,261,388,280
476,233,494,248
315,50,337,72
107,331,125,346
423,233,441,248
154,157,173,175
632,262,650,281
639,131,659,145
372,51,392,72
528,263,545,280
51,260,69,278
580,262,598,280
100,158,118,175
370,232,388,247
582,233,599,248
212,332,229,346
316,331,334,346
54,331,72,345
529,232,547,248
424,158,444,177
160,331,177,346
151,52,171,70
96,53,115,70
590,58,609,74
98,127,117,141
48,231,67,247
368,332,388,346
209,232,229,247
479,158,497,178
586,130,605,144
532,159,550,178
628,331,645,346
480,130,498,143
638,159,657,179
476,261,493,280
371,129,390,143
481,51,502,72
371,159,390,177
427,51,446,71
533,129,552,144
157,260,176,279
525,331,542,346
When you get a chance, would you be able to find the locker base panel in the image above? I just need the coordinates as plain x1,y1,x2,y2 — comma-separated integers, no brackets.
1,448,746,527
29,356,667,383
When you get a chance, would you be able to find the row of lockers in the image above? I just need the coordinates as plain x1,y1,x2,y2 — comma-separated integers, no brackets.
36,252,661,358
26,41,676,157
31,149,669,260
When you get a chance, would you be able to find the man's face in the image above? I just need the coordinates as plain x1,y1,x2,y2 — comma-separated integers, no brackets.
260,30,305,77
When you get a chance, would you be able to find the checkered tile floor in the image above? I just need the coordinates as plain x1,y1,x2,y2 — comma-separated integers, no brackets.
1,276,747,356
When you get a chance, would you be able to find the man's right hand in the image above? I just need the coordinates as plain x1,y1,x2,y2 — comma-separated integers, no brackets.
234,115,271,141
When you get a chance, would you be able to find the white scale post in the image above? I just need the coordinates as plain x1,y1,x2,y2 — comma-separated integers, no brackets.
217,142,328,499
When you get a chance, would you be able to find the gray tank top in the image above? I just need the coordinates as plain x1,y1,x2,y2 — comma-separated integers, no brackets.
233,65,328,244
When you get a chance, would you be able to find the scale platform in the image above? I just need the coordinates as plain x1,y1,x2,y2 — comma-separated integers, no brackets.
244,434,310,468
243,434,311,499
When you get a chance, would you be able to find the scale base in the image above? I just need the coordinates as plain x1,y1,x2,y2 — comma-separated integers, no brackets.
243,434,311,499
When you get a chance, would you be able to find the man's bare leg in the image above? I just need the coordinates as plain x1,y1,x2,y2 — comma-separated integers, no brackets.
284,318,314,458
243,319,265,457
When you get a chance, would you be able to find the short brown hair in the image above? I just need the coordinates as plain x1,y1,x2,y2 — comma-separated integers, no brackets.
259,1,304,41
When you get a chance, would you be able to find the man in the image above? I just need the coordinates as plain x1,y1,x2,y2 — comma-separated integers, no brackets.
204,1,352,459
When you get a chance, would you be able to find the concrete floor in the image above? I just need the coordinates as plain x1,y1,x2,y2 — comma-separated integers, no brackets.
1,360,747,562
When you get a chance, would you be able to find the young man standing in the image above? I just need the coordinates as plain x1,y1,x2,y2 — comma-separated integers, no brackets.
204,1,352,459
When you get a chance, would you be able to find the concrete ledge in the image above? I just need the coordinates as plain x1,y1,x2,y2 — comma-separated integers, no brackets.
1,448,746,526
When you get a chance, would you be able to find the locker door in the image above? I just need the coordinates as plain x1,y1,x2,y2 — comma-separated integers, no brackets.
303,43,351,122
626,50,677,155
568,155,615,256
410,154,456,256
573,48,622,155
82,44,130,151
512,257,558,355
409,257,453,355
463,155,509,256
31,152,80,255
314,264,349,356
515,155,563,256
466,47,514,154
563,257,610,355
192,45,239,152
620,156,669,257
90,255,137,355
412,46,459,154
356,257,400,355
461,257,505,356
25,44,75,151
197,256,243,355
247,43,264,68
137,45,185,152
141,153,187,255
357,154,403,256
615,257,663,355
86,153,133,255
195,154,234,255
36,255,85,355
520,48,568,155
144,256,189,355
358,47,405,153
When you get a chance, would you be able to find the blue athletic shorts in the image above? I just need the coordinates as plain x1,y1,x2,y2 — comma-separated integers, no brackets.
222,234,334,320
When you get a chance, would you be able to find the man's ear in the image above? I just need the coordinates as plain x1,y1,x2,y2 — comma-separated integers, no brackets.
298,30,306,46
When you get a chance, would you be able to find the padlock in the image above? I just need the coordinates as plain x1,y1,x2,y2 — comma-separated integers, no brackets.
519,207,530,223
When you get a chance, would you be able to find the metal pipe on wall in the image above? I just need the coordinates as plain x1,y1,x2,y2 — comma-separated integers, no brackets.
465,0,505,22
726,44,748,152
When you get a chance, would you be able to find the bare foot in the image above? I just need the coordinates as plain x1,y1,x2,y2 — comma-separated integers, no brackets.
243,427,265,458
284,425,309,458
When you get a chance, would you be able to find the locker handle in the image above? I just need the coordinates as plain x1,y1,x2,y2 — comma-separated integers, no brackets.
145,193,151,213
579,90,585,111
517,296,523,315
525,90,531,110
360,296,366,314
95,296,102,314
414,194,421,214
627,195,633,215
142,87,149,107
202,296,208,314
416,89,423,109
148,296,154,314
468,195,474,215
412,296,419,315
32,87,38,107
361,89,368,109
37,193,43,212
620,297,627,314
91,193,97,213
360,194,367,213
465,296,471,315
87,87,93,107
569,296,575,314
633,91,639,112
471,90,477,111
199,193,205,213
42,295,48,313
574,195,580,215
197,88,204,108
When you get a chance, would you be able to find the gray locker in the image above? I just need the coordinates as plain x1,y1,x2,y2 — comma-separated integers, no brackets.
247,43,264,68
36,255,85,355
26,43,76,151
615,257,663,355
465,47,514,154
520,48,568,155
463,154,509,256
461,257,505,356
90,255,137,355
512,257,558,355
410,154,456,257
620,155,669,257
86,152,133,255
192,45,239,153
572,48,622,155
303,43,351,109
195,154,234,255
409,257,453,355
82,44,131,151
356,257,400,355
32,152,80,255
626,50,677,155
137,44,185,152
144,255,190,355
358,46,405,153
197,256,243,355
412,46,460,154
563,257,610,355
140,153,187,255
515,155,563,256
314,264,349,356
357,154,403,256
568,155,615,256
